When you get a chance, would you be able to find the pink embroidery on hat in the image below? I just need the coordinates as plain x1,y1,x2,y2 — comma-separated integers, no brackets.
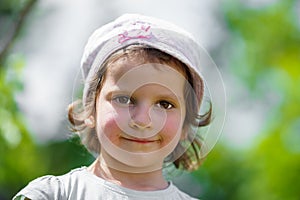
118,23,152,44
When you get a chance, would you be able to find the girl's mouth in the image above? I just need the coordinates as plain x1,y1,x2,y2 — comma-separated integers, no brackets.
123,137,158,144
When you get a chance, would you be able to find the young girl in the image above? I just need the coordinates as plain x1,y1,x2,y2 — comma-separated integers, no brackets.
14,14,212,200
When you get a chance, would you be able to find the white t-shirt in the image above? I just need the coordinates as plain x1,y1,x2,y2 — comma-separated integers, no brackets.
13,167,199,200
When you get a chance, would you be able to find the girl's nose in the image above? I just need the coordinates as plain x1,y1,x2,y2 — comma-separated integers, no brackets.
129,103,152,130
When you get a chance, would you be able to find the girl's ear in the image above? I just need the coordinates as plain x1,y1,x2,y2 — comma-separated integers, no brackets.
84,116,95,128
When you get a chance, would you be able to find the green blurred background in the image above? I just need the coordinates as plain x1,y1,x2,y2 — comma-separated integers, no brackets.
0,0,299,199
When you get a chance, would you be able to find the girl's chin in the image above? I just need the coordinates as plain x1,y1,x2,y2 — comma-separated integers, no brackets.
100,150,165,173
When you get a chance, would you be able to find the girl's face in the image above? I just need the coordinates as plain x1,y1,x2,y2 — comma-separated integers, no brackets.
94,57,187,172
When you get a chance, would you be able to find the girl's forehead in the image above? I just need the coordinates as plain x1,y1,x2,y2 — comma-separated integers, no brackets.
106,57,186,81
106,57,143,80
104,61,187,97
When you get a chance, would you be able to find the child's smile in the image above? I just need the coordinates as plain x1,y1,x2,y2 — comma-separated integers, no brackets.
95,59,187,168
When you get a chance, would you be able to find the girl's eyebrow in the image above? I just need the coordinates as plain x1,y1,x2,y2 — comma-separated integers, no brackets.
106,86,132,94
106,87,184,102
156,93,178,99
155,93,184,103
105,89,131,99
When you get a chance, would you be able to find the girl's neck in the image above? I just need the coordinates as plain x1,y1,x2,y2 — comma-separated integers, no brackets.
87,153,169,191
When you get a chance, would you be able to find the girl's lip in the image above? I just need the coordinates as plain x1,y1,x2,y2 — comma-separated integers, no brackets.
123,137,158,143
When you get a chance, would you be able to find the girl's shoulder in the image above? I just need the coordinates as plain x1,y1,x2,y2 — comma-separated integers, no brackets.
12,174,65,200
12,167,88,200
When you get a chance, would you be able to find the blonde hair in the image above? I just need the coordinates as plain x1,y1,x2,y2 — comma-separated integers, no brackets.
68,44,212,171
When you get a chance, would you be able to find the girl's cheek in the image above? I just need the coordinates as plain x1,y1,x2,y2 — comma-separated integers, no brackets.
97,107,130,140
97,109,120,140
162,114,183,140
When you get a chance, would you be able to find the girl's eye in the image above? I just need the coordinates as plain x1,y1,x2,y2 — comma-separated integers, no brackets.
157,100,174,110
113,96,132,105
